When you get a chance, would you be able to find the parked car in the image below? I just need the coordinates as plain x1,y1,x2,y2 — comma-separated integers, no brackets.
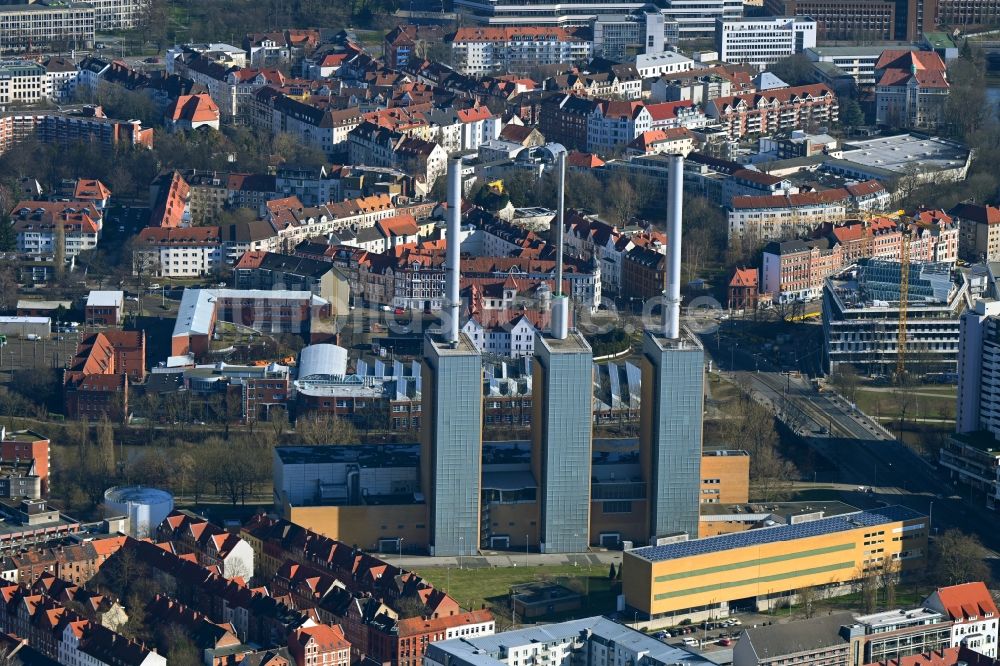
718,638,732,646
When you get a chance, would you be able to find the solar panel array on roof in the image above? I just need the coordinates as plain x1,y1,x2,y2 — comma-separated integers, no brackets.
630,506,922,562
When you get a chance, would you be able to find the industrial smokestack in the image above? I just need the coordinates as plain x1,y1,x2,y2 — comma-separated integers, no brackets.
663,154,683,339
551,150,569,340
445,157,462,345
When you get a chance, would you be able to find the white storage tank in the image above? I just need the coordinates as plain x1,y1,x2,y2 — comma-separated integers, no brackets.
103,486,174,538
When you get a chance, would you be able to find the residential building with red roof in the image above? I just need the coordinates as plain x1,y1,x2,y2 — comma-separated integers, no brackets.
925,582,1000,658
72,179,112,210
134,226,223,278
157,510,255,580
447,27,592,76
645,100,708,130
166,93,221,131
952,203,1000,263
287,623,351,666
63,329,145,420
706,84,839,139
626,127,696,157
10,200,102,260
587,100,651,153
875,50,949,129
148,170,191,228
728,267,759,310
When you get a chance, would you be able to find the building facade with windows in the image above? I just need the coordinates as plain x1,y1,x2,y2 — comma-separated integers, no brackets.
715,17,817,70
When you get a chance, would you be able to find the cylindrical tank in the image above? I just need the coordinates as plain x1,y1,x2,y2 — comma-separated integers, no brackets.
103,486,174,538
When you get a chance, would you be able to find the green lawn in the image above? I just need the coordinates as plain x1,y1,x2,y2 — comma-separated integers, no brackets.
853,387,956,423
415,564,617,618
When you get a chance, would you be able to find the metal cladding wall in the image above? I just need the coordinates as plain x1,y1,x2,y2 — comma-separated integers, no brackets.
0,318,51,338
642,333,704,541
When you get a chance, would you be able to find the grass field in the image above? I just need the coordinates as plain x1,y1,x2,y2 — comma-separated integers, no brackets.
415,564,618,618
853,385,956,423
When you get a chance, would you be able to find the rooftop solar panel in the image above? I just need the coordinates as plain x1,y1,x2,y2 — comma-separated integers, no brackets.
629,506,923,562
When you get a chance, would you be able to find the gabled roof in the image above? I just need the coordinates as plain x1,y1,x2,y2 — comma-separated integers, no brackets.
729,267,757,288
929,582,999,622
645,100,694,122
167,94,221,123
875,50,949,89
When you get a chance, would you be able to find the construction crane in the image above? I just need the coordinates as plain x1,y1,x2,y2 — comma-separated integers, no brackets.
895,222,912,383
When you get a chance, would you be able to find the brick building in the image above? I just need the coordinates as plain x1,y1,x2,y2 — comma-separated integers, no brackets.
63,330,145,420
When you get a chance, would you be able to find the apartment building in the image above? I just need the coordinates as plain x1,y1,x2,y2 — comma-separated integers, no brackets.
953,203,1000,262
587,100,651,154
0,108,153,156
875,50,950,129
806,45,918,87
448,27,592,76
706,84,839,139
11,201,102,260
925,582,1000,658
0,3,94,54
716,17,817,70
134,226,223,278
762,238,844,303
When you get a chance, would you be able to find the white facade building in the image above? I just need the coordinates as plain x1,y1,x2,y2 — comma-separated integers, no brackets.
716,17,816,70
956,299,1000,437
925,582,1000,659
463,315,538,358
449,27,593,76
662,0,743,39
635,50,693,78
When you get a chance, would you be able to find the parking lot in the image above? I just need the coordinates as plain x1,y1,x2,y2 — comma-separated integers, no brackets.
0,331,84,380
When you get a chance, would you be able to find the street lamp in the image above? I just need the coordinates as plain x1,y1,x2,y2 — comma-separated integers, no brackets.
928,501,934,534
459,536,464,570
525,534,529,568
399,537,404,560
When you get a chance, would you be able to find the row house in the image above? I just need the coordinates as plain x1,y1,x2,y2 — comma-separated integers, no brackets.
424,106,503,154
538,94,598,152
0,581,163,666
563,211,665,295
269,93,364,158
706,84,839,139
621,244,667,301
134,226,223,277
157,510,255,580
761,238,845,303
265,194,398,249
3,537,125,587
229,67,286,125
545,67,643,101
11,200,102,260
463,309,543,359
447,27,592,77
122,538,309,646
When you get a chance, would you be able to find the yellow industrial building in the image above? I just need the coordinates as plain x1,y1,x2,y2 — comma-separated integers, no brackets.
623,505,926,620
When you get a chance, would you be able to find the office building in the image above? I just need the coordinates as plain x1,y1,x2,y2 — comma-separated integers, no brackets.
622,505,927,620
765,0,936,42
935,0,1000,28
0,61,48,105
592,11,676,61
716,17,816,70
425,617,713,666
453,0,651,27
663,0,744,39
0,2,94,53
823,260,968,375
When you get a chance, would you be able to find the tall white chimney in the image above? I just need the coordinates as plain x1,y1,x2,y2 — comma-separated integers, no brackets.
663,154,683,339
445,157,462,344
551,151,569,340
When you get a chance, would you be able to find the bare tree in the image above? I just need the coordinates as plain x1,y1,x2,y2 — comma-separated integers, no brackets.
930,529,991,586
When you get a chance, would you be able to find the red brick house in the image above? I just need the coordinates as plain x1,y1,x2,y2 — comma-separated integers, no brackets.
727,267,759,311
287,624,351,666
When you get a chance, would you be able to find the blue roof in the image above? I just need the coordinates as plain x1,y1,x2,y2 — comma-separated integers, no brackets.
630,506,923,562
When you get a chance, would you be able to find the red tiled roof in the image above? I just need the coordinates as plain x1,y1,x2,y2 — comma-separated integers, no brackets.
137,226,221,245
933,582,999,622
729,267,758,288
566,150,604,168
645,100,694,122
451,26,582,43
875,50,949,89
74,179,111,201
167,94,221,123
712,84,834,114
732,189,851,210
